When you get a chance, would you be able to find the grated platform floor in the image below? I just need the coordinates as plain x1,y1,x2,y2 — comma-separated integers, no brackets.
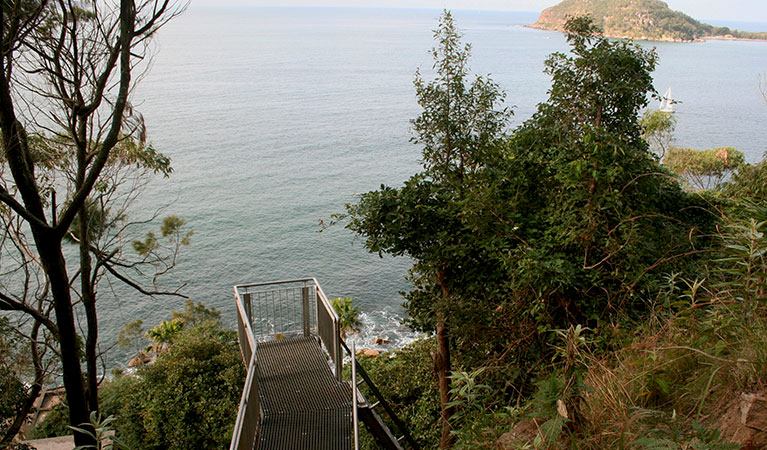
257,336,353,450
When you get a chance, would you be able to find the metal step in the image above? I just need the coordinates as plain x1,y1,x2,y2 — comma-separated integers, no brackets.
256,337,353,450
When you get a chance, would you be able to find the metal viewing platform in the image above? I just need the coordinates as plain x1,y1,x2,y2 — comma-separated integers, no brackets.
230,278,419,450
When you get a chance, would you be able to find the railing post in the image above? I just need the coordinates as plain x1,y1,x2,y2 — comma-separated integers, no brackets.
351,339,359,450
243,293,252,324
334,321,342,382
302,286,310,337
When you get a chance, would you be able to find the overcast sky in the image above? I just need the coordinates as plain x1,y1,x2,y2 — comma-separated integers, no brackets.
191,1,767,23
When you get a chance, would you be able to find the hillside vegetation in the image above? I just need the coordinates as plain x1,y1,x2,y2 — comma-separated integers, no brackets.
344,14,767,449
531,0,767,42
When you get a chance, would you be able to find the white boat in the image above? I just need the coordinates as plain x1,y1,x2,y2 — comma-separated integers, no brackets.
659,87,675,113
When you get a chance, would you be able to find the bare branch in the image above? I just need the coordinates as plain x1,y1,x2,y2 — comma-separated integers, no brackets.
0,291,59,339
101,261,187,299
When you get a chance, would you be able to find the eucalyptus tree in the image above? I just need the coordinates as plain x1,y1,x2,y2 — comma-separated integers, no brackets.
0,0,186,444
346,11,510,447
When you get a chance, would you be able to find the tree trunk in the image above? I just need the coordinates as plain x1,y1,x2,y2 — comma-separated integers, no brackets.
34,230,93,446
0,100,93,447
435,270,455,449
79,205,99,413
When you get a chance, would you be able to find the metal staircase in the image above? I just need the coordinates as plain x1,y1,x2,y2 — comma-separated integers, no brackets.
230,278,419,450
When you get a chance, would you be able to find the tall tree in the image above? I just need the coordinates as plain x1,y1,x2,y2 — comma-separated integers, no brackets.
346,11,510,447
347,17,715,448
0,0,185,445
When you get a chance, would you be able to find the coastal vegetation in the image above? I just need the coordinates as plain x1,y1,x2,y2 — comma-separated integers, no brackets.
26,301,243,449
331,296,363,336
342,13,767,449
532,0,767,42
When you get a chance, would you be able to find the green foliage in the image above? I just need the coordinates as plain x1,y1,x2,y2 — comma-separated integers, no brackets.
131,232,157,256
160,216,191,243
330,297,362,336
348,17,715,423
344,13,737,449
97,375,138,423
36,322,245,449
357,339,441,448
113,323,244,449
412,10,510,180
713,205,767,317
346,16,513,443
132,215,192,256
0,318,30,441
145,318,184,350
631,417,739,450
447,366,523,448
70,412,130,450
542,16,657,138
470,17,713,373
108,139,172,177
346,10,510,333
446,367,491,430
27,403,71,439
723,152,767,202
664,146,745,191
641,109,677,159
64,198,120,244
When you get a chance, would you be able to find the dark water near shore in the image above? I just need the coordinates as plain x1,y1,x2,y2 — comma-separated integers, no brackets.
101,6,767,366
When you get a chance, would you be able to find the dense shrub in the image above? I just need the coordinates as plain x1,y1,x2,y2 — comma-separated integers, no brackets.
113,323,244,449
664,146,745,191
356,339,441,448
24,403,71,440
723,152,767,203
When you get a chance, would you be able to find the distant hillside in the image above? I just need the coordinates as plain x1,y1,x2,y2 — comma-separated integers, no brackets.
531,0,767,42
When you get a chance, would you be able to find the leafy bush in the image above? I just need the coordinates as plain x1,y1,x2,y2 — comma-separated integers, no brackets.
356,339,441,448
640,109,676,158
25,403,71,440
0,317,33,442
330,297,362,337
113,323,244,449
723,152,767,202
28,301,241,448
664,146,745,191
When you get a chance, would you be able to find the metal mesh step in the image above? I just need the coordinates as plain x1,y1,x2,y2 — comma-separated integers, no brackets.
257,336,353,450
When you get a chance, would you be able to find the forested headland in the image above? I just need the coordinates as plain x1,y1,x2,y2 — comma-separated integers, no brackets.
532,0,767,42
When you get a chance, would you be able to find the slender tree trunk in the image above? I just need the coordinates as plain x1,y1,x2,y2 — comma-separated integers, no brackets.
79,207,99,413
435,269,455,448
34,230,92,446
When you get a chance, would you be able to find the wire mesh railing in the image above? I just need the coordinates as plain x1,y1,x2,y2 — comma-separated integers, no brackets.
231,278,345,450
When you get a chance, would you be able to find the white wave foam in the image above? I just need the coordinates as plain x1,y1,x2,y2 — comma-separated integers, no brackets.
348,309,422,351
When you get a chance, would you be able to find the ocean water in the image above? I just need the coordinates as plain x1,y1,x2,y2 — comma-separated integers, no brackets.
102,6,767,365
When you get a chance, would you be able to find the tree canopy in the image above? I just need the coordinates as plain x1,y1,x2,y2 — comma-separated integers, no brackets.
345,16,715,445
0,1,186,444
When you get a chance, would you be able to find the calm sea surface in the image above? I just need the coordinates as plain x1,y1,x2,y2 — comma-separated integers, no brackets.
102,6,767,365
